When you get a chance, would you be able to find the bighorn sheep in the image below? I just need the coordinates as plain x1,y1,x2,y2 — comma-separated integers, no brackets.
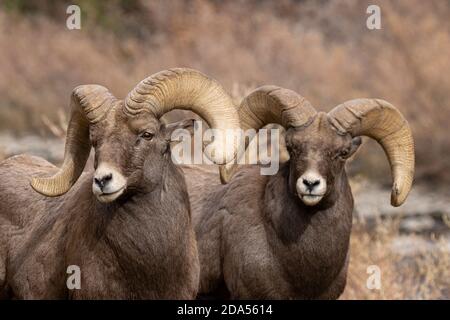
0,68,240,299
187,86,414,299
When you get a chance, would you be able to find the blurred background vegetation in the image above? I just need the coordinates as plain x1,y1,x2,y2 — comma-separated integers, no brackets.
0,0,449,299
1,0,450,185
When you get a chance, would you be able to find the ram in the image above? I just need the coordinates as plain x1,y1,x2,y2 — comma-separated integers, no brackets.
187,86,414,299
0,68,239,299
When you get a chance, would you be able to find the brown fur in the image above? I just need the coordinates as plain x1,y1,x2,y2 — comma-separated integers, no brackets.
0,103,199,299
185,113,361,299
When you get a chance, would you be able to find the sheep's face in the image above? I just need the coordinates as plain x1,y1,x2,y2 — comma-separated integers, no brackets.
285,113,361,206
89,106,191,203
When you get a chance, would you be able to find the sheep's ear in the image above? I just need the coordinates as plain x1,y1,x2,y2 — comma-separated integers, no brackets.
266,123,289,164
163,119,196,140
348,137,362,157
278,134,290,164
163,119,196,156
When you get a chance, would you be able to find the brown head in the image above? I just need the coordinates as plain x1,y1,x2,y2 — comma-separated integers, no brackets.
221,86,415,207
31,68,240,203
283,112,362,206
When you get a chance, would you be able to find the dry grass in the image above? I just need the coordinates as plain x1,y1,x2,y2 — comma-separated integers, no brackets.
343,218,450,300
1,0,450,184
1,0,449,184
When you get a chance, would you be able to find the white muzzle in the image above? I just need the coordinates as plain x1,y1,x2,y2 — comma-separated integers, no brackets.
296,170,327,206
92,163,127,203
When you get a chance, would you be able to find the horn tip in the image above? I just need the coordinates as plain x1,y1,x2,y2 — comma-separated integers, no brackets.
30,177,67,197
219,165,234,184
390,182,410,207
390,196,403,207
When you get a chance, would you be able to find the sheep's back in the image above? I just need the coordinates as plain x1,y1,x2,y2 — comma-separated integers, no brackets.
182,164,268,224
0,154,85,228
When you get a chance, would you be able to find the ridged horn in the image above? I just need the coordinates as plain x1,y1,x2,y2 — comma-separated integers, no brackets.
238,85,317,130
328,99,415,207
220,85,317,183
31,85,115,196
125,68,240,169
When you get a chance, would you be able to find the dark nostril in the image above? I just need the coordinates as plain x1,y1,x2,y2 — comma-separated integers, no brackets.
94,174,113,189
303,179,320,189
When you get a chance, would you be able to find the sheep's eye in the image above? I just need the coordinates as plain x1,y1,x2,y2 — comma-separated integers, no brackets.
339,149,349,158
140,132,154,140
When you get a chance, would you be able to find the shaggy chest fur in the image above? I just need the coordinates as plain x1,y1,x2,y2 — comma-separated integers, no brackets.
263,169,353,298
64,196,194,299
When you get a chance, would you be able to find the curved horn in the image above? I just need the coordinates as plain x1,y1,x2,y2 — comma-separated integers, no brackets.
31,85,115,196
125,68,240,168
328,99,415,207
220,85,317,183
238,85,317,130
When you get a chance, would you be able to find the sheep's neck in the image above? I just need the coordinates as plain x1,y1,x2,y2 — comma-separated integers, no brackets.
263,167,353,296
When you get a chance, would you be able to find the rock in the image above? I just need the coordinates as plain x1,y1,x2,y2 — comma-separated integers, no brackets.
400,216,436,233
0,134,63,163
354,182,450,219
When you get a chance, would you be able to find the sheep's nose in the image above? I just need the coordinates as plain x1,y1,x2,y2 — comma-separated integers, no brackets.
303,178,320,191
94,173,113,190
